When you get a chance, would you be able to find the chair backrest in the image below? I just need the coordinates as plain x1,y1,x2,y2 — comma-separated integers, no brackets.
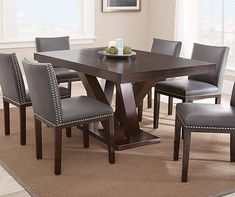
0,53,27,105
151,38,182,57
22,58,62,126
230,82,235,107
188,43,229,90
35,36,70,52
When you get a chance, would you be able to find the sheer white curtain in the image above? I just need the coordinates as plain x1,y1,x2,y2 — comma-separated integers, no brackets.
175,0,200,58
175,0,235,70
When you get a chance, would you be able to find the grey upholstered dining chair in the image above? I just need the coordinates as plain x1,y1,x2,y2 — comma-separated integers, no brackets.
23,58,115,175
138,38,182,120
154,43,229,129
35,36,80,93
174,82,235,182
0,53,71,145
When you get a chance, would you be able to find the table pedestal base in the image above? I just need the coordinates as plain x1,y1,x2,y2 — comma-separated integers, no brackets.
89,128,160,151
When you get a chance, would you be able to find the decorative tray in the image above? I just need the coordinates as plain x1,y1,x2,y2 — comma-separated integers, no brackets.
98,50,136,58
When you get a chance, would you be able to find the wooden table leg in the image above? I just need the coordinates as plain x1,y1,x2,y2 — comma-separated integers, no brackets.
79,73,160,150
115,83,140,136
78,73,126,141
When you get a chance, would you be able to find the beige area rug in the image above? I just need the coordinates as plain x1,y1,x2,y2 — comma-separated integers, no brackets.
0,103,235,197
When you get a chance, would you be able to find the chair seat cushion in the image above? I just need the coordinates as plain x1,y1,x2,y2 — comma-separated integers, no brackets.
61,96,113,124
24,85,70,104
155,80,219,97
176,103,235,129
54,68,79,81
58,85,71,99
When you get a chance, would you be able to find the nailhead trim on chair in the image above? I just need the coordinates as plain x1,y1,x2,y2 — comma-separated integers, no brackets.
46,64,63,125
58,113,113,126
35,113,113,127
177,112,235,131
155,87,220,99
185,125,235,130
3,96,31,106
10,53,27,105
24,59,113,127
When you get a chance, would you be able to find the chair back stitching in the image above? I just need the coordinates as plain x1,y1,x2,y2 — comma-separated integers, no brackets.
46,64,62,125
10,53,26,105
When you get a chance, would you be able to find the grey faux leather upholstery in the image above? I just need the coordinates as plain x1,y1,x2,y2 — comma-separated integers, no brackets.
25,85,70,101
0,53,70,106
176,103,235,129
151,38,182,57
58,86,71,98
156,80,219,97
35,36,70,52
0,53,27,105
23,59,113,126
175,84,235,183
54,68,79,80
23,59,64,125
61,96,113,124
156,43,229,95
230,83,235,107
35,36,79,82
189,43,229,90
176,82,235,129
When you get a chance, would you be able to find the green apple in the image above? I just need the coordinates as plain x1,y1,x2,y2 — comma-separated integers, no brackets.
123,46,132,54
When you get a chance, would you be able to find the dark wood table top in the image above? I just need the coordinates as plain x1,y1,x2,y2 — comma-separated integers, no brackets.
34,47,216,83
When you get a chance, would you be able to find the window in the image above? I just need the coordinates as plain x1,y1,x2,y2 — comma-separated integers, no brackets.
175,0,235,70
0,0,95,48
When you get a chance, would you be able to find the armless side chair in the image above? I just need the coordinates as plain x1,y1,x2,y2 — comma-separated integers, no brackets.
35,36,80,93
0,53,71,145
23,58,115,175
174,82,235,182
154,43,229,129
138,38,182,120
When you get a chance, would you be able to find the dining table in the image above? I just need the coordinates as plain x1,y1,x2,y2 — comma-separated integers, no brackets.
34,47,215,151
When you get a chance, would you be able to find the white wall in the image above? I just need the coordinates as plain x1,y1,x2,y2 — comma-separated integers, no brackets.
149,0,176,41
94,0,151,50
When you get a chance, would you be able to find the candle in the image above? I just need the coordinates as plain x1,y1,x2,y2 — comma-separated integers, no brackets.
115,38,124,55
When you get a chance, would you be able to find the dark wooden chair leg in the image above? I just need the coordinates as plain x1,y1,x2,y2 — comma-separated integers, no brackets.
19,106,26,145
147,88,152,108
107,116,115,164
230,133,235,162
153,91,160,129
181,97,189,140
68,81,72,94
55,128,62,175
66,128,72,137
35,118,42,159
182,128,185,140
174,114,181,161
215,95,221,104
3,100,10,135
83,124,89,148
138,101,143,122
182,129,191,182
168,96,173,115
